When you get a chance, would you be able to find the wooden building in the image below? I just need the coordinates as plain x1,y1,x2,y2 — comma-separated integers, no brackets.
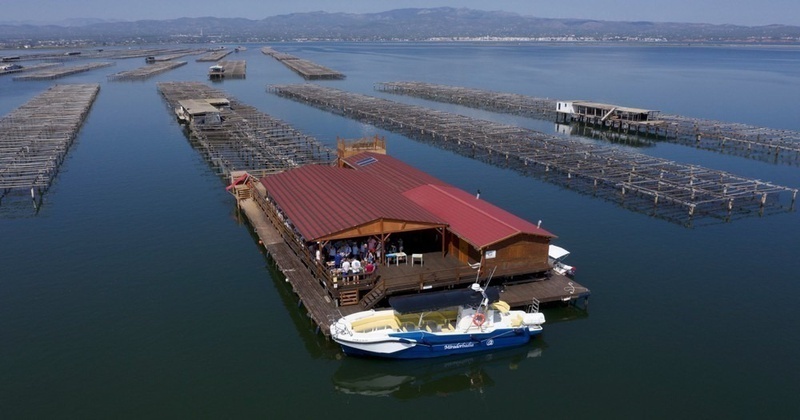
175,98,230,126
557,100,661,124
253,140,557,307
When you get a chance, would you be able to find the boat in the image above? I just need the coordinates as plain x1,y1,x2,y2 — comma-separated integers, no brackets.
329,283,545,359
548,244,576,277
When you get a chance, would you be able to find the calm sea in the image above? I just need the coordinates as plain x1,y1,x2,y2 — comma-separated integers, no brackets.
1,42,799,418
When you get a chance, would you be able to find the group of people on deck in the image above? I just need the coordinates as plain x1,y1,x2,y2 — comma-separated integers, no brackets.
314,237,405,278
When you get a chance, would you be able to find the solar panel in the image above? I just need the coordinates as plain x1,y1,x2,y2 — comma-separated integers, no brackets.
355,156,378,166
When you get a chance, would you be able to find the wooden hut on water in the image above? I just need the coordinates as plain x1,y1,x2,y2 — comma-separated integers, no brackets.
251,139,557,307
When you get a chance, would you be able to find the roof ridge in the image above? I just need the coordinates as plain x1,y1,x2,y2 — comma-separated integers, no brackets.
423,184,523,233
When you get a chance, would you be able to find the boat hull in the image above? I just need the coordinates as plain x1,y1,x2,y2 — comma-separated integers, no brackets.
335,327,542,359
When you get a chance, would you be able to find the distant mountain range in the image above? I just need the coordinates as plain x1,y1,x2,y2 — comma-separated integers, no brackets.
2,8,799,45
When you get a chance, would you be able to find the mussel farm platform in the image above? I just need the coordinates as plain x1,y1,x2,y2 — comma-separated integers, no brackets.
196,49,233,62
13,62,114,81
214,60,247,79
157,81,333,176
0,83,100,209
376,81,800,166
270,83,797,225
261,47,344,80
108,61,187,81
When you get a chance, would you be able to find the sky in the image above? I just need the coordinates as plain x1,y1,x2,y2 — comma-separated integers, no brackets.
4,0,800,26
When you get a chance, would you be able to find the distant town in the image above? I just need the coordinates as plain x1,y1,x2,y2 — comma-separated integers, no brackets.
2,7,799,49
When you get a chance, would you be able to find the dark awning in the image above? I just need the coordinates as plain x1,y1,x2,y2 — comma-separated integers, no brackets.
388,286,501,314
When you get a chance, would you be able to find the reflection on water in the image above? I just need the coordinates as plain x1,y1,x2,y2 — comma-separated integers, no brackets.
332,343,545,399
555,122,656,148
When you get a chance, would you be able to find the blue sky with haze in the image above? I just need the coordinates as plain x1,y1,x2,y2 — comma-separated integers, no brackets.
5,0,799,26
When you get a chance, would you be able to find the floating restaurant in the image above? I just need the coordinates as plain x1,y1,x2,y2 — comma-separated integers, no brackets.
234,138,589,323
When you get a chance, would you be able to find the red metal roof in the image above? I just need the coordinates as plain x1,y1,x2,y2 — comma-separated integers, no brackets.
259,164,447,242
404,184,555,249
345,153,555,248
342,152,446,193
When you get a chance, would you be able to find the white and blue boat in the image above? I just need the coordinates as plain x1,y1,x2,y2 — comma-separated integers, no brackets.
329,284,545,359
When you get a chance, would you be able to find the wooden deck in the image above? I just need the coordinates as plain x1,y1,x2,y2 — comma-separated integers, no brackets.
363,252,588,308
239,196,353,336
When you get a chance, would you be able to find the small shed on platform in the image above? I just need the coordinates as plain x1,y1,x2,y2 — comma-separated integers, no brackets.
557,100,660,123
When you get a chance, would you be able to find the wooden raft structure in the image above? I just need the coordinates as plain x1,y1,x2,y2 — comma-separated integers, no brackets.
0,84,100,209
157,81,333,177
107,61,187,81
377,81,800,166
12,62,114,81
270,83,797,225
261,47,344,80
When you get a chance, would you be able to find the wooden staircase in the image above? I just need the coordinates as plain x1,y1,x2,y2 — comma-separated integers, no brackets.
358,277,386,309
338,289,359,306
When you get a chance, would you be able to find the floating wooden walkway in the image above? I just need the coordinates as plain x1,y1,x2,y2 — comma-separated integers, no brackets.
376,81,800,165
0,84,100,209
13,62,114,81
196,49,233,62
270,83,797,225
261,47,345,80
237,189,354,336
157,81,334,177
107,61,187,81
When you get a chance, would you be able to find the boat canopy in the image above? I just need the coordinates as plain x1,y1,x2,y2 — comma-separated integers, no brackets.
548,245,570,260
388,286,501,314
